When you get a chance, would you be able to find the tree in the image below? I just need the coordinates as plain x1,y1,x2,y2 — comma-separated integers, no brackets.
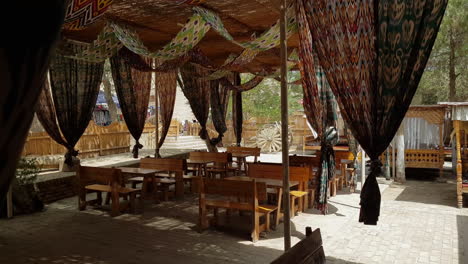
240,71,303,121
102,60,119,122
414,0,468,104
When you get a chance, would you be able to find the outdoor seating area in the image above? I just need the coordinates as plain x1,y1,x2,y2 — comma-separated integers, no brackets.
2,0,467,263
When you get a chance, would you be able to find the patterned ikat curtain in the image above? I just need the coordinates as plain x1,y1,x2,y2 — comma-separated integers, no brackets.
302,0,447,224
110,53,151,158
296,0,338,214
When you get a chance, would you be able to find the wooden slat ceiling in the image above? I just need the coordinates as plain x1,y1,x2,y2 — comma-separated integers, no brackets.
61,0,299,73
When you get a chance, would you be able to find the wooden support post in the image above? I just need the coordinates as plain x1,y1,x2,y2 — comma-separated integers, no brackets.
396,123,406,183
392,140,396,179
361,148,366,190
279,0,290,251
155,72,160,158
455,120,463,208
439,122,444,179
7,183,13,218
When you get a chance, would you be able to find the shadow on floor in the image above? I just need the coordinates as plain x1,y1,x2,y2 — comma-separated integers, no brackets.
457,215,468,264
394,180,456,207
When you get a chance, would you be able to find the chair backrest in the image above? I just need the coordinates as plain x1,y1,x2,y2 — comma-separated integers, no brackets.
271,227,325,264
289,155,320,168
289,155,320,184
140,158,186,172
189,151,232,163
77,166,122,186
227,146,261,161
248,163,309,191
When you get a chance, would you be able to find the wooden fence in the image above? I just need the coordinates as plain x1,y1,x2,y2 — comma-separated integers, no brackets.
22,121,131,158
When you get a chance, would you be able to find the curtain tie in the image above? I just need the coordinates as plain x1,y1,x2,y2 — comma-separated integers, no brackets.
64,148,79,167
132,141,143,158
199,127,208,140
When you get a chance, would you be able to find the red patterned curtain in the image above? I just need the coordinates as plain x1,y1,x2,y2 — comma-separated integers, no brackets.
303,0,447,224
110,54,152,158
156,71,177,154
0,1,66,200
210,80,230,146
48,43,104,165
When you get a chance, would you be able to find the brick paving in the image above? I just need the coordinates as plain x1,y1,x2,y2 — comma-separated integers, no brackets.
1,179,467,264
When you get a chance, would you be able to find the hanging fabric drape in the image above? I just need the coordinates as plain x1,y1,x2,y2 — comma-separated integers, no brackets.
49,43,104,165
296,0,338,214
232,73,243,146
110,53,151,158
180,63,211,142
156,71,177,155
304,0,447,224
209,79,231,146
0,0,66,201
36,80,68,148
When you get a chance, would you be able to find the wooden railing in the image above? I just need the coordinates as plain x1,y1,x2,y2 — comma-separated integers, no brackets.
381,149,444,170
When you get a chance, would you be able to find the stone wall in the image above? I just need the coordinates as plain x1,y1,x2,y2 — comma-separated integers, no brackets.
36,176,77,204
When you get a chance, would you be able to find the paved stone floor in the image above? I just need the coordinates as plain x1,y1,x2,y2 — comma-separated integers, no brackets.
1,179,467,264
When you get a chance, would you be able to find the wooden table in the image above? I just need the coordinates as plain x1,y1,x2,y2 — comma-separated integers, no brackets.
229,153,253,175
186,159,212,176
117,167,161,203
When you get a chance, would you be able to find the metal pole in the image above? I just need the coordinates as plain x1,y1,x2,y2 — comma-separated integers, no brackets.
279,0,291,251
155,72,160,157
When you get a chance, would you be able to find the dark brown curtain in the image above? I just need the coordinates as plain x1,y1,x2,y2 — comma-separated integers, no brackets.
110,54,152,158
304,0,447,224
232,73,243,146
210,80,230,146
0,1,66,201
180,63,212,149
49,44,104,165
156,71,177,154
36,80,67,147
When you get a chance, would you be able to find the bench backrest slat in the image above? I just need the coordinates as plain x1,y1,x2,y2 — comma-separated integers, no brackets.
189,151,232,163
201,178,266,201
248,163,309,182
227,146,261,161
271,228,325,264
140,158,186,172
77,166,121,186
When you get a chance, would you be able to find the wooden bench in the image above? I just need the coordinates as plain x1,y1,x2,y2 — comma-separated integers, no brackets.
189,151,232,178
130,158,191,200
249,163,310,217
199,178,276,242
226,146,261,174
271,227,325,264
77,166,139,216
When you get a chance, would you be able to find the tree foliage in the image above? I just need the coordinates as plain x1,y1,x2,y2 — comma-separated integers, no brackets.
240,71,303,121
413,0,468,104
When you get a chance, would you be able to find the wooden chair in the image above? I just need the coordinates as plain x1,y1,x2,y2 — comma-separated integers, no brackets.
77,166,139,216
289,155,321,209
226,146,261,175
129,158,191,200
189,151,232,178
248,163,310,218
198,178,275,242
271,227,325,264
